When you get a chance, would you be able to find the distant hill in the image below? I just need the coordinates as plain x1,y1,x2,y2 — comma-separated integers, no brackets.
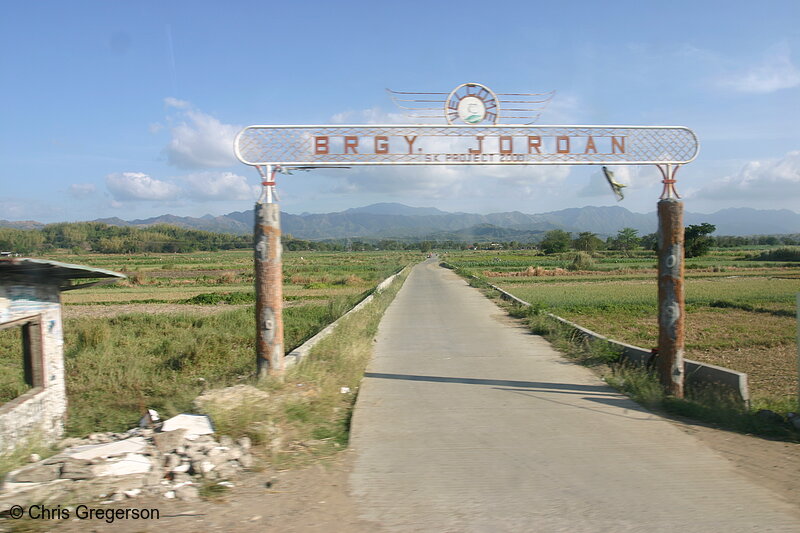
0,220,44,230
3,204,800,241
343,202,449,216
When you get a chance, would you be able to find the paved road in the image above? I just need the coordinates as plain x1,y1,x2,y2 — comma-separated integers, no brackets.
348,260,800,532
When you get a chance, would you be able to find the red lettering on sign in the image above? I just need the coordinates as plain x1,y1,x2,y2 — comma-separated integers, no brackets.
612,136,625,154
314,136,329,155
527,136,542,154
375,136,389,154
404,136,417,154
468,136,484,154
556,136,571,154
584,136,597,154
499,136,513,154
344,136,359,154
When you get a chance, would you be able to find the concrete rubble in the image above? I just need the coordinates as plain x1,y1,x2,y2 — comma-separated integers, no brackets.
0,412,255,507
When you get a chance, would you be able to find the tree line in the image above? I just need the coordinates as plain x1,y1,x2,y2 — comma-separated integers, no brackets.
538,225,717,257
0,223,252,254
1,221,797,256
535,224,798,257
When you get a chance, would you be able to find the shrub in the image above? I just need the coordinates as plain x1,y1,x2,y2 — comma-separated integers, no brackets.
748,247,800,262
184,292,255,305
567,252,595,271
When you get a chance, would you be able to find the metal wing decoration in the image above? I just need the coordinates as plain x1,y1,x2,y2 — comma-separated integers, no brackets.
602,166,627,201
386,84,555,125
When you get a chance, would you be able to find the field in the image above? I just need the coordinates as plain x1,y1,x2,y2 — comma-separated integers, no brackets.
0,249,417,436
444,247,800,405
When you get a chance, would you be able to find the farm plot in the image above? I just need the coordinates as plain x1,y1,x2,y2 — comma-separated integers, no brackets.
0,249,417,434
52,249,415,316
447,250,800,403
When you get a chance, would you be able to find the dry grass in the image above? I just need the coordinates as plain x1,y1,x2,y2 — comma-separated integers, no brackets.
564,308,797,399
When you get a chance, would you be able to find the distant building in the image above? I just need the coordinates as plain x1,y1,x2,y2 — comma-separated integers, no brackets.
0,258,125,452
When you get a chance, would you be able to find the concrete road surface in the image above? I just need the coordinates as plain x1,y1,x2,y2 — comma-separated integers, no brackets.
349,259,800,532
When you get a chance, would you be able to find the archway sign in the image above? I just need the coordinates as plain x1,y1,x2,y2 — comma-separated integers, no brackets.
234,82,699,397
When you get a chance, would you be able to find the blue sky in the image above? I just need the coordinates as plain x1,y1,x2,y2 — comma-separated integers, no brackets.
1,0,799,223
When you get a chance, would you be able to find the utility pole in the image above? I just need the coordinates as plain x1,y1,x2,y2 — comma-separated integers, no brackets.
254,165,284,378
656,165,685,398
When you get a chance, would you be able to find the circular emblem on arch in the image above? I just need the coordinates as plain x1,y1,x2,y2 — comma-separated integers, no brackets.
445,83,499,125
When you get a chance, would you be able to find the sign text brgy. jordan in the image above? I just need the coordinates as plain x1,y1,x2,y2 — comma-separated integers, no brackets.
235,83,699,167
236,125,698,166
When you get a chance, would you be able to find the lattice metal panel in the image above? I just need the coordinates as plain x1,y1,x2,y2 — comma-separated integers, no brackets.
235,125,698,166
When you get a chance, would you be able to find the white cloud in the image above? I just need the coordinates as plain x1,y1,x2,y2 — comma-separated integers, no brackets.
180,171,259,201
719,43,800,94
331,164,569,201
0,200,32,220
692,151,800,201
105,171,258,203
164,97,190,109
68,183,96,198
163,100,240,169
106,172,181,201
0,199,64,222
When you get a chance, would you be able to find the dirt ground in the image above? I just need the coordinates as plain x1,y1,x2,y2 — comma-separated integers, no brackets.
35,418,798,533
49,450,378,533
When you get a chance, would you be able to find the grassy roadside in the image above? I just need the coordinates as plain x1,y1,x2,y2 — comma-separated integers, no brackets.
446,259,800,441
510,302,800,440
195,268,410,467
0,267,410,481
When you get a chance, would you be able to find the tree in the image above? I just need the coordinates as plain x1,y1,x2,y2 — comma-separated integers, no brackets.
610,227,640,254
539,229,571,254
572,232,603,252
640,233,658,252
685,223,716,258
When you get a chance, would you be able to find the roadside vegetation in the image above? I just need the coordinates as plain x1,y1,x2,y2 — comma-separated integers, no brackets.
199,269,409,466
444,236,800,437
502,304,799,440
0,250,416,432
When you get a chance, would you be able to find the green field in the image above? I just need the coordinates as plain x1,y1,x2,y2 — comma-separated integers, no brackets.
0,249,418,436
446,248,800,403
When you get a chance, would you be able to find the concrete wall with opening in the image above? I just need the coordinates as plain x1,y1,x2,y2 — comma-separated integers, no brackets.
0,259,124,452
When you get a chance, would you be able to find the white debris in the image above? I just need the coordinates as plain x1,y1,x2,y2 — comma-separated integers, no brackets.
92,453,152,477
340,387,351,394
161,414,214,438
139,408,160,427
66,437,148,460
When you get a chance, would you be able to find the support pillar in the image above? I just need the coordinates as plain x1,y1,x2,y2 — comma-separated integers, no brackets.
657,198,685,398
254,172,284,378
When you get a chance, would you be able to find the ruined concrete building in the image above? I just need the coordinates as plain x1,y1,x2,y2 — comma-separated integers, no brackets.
0,259,124,451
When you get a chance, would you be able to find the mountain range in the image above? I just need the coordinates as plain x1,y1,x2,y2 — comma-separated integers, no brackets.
2,203,800,242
